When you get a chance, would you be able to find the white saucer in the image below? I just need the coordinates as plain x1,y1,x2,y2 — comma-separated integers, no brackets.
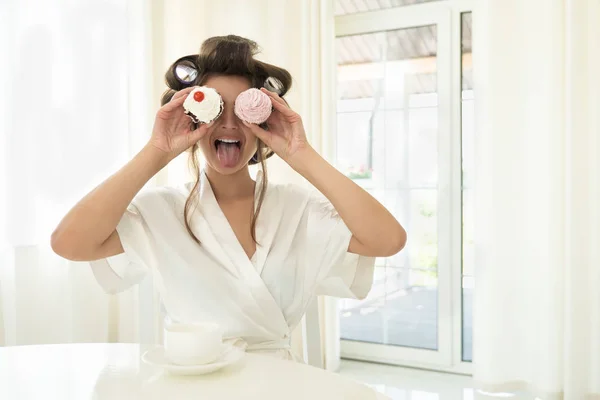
141,344,244,376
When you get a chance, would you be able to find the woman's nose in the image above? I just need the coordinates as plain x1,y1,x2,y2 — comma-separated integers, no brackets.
219,105,238,130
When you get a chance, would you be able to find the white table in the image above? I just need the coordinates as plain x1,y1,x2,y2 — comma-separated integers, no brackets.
0,343,389,399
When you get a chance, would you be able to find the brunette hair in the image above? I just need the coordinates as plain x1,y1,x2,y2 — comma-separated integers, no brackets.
161,35,292,244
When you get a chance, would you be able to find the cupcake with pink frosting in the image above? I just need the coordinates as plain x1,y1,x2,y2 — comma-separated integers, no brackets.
234,88,273,124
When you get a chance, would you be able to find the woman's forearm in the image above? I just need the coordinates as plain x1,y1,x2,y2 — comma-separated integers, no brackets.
291,147,407,257
51,144,171,260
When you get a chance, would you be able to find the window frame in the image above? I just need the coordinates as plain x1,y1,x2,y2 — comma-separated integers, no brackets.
331,0,476,375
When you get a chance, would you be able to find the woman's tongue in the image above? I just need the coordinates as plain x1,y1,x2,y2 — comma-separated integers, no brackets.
216,142,241,168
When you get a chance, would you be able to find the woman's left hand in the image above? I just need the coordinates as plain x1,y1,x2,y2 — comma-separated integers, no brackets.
242,88,311,165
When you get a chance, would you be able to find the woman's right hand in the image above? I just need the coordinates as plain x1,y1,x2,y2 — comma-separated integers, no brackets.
149,87,212,158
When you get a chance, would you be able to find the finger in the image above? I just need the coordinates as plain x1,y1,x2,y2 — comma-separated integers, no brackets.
162,86,197,114
160,95,187,114
266,112,285,129
171,86,196,102
188,121,213,143
242,120,271,144
270,98,298,119
260,87,287,106
175,114,195,134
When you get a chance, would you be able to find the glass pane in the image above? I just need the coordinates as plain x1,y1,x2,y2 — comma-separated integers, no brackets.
461,11,474,362
462,189,474,276
407,189,438,269
336,25,439,350
336,111,374,178
340,267,438,350
462,276,474,362
334,0,443,16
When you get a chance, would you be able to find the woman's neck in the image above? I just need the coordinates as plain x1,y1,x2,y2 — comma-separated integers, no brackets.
204,165,255,202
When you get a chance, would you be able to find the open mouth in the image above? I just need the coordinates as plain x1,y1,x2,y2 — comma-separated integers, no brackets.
214,138,243,168
214,138,241,150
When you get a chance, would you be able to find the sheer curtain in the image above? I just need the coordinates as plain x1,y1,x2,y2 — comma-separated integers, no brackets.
0,0,155,345
472,0,600,398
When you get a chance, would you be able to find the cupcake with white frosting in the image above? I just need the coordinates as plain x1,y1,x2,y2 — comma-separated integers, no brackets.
183,86,223,124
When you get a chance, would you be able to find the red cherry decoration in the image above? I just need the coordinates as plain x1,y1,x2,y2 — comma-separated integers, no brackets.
193,91,205,102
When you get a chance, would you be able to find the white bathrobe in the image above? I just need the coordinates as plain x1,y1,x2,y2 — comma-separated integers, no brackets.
91,170,375,360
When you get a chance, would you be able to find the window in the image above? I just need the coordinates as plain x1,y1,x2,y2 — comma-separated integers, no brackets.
335,0,474,373
337,25,441,351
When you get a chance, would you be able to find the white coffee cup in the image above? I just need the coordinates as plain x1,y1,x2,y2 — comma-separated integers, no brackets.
163,322,224,366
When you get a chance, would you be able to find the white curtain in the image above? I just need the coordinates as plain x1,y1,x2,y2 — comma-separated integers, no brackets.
0,0,155,345
472,0,600,399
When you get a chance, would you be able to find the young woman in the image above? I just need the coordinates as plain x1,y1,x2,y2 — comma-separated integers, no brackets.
51,35,406,361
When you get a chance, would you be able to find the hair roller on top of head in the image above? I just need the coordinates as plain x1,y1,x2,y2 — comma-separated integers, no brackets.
162,35,292,105
168,55,200,89
264,77,284,95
